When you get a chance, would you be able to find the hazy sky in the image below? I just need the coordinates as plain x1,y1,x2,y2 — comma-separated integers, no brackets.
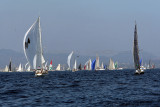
1,0,160,56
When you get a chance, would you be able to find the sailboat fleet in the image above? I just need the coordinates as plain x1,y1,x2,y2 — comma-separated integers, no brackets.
1,18,156,76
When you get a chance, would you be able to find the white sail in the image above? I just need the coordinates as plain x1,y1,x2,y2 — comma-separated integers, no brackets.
27,66,31,71
85,60,89,70
95,55,100,69
73,59,77,70
4,65,8,72
23,17,45,70
17,63,22,72
108,58,115,70
67,51,73,70
101,62,104,69
56,64,61,71
88,59,92,70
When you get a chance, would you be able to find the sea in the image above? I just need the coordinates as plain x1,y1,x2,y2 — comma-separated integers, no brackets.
0,69,159,107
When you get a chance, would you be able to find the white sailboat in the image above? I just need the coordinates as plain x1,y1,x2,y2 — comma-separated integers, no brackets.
56,64,61,71
17,63,23,72
88,59,92,70
4,65,9,72
72,59,77,72
108,58,115,70
67,51,73,70
23,17,48,76
95,55,100,70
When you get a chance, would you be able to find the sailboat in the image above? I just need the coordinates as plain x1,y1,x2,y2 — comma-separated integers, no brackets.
133,22,144,74
17,63,23,72
72,59,77,72
4,65,9,72
67,51,73,70
49,60,53,71
108,58,115,70
84,59,92,70
78,63,82,70
56,64,61,71
91,59,96,70
23,17,48,76
8,59,12,72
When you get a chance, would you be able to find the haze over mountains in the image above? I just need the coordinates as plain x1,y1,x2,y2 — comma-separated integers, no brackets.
0,49,158,69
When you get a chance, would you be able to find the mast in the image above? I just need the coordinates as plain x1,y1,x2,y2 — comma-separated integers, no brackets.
133,22,140,70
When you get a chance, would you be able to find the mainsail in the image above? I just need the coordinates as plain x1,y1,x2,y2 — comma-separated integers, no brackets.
23,17,45,70
67,51,73,70
133,23,140,70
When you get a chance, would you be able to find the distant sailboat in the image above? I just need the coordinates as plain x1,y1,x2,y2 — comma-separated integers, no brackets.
72,59,77,72
56,64,61,71
49,60,53,71
78,63,82,70
67,51,73,70
84,59,92,70
108,58,115,70
17,63,23,72
91,59,96,70
95,55,100,70
8,59,12,72
88,59,92,70
133,22,144,74
23,17,48,76
4,65,9,72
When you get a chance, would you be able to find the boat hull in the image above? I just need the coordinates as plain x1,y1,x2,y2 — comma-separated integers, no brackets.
135,69,144,75
35,69,48,77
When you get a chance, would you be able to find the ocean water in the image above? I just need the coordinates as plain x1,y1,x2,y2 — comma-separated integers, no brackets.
0,69,159,107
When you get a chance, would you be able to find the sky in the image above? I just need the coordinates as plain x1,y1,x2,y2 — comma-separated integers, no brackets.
0,0,160,56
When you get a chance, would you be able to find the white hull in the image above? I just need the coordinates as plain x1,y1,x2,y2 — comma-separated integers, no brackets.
95,68,105,71
135,69,144,74
35,69,48,76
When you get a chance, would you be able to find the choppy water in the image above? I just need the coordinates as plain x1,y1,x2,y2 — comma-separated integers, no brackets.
0,69,160,107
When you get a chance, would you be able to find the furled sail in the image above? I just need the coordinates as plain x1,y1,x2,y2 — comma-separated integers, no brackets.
23,17,45,69
133,23,140,70
67,51,73,70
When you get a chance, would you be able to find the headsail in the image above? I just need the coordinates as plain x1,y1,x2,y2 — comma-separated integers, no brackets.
23,17,45,70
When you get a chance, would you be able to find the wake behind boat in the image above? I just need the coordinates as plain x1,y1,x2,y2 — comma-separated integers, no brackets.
133,22,144,74
23,17,48,76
